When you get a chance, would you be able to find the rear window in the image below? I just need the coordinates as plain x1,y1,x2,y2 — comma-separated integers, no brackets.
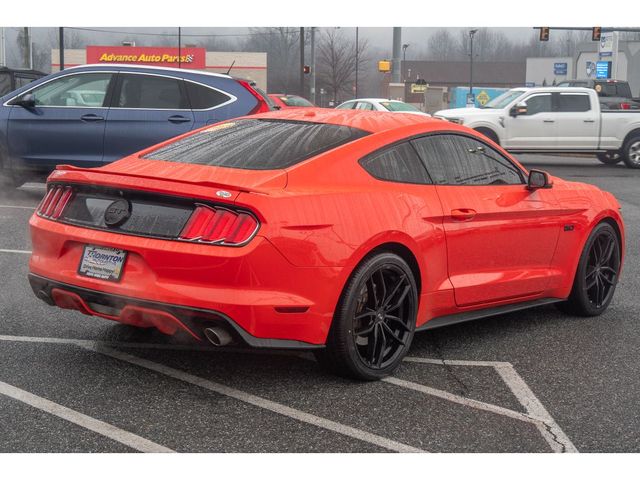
185,81,232,110
142,119,370,170
281,95,314,107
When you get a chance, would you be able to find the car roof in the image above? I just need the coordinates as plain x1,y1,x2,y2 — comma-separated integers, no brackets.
65,63,232,79
342,98,406,103
249,108,441,133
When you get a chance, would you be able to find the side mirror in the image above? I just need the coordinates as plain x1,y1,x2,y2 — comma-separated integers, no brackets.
528,169,552,190
510,101,527,117
15,93,36,109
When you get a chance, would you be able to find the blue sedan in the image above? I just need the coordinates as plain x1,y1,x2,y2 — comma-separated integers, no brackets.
0,64,274,187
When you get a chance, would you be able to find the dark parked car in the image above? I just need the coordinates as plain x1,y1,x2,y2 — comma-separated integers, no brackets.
557,79,640,110
0,64,273,187
0,67,46,97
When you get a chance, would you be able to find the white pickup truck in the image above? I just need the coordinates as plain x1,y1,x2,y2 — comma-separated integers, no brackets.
434,87,640,168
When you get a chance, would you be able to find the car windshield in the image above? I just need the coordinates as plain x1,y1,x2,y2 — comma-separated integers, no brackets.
481,90,525,109
281,95,314,107
379,101,422,112
142,119,370,170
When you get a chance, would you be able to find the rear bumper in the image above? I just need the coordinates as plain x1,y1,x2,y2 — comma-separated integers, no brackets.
29,273,321,349
29,214,344,346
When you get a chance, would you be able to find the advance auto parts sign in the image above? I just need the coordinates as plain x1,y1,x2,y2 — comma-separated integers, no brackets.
86,46,206,69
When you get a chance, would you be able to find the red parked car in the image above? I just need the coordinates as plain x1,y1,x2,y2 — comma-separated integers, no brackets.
29,109,625,380
268,93,315,109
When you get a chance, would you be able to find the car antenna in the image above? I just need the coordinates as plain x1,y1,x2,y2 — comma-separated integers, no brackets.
226,60,236,75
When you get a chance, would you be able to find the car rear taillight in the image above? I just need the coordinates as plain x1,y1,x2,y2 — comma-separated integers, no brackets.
179,204,259,246
238,79,271,114
621,102,631,110
37,185,74,219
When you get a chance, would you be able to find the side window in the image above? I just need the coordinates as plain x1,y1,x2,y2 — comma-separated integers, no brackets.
555,93,591,112
522,93,552,115
411,134,524,186
26,73,112,107
336,101,355,110
355,102,373,111
360,142,432,184
116,74,188,109
184,81,232,110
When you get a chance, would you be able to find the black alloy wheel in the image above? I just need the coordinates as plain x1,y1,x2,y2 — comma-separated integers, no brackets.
584,229,620,309
316,252,417,380
351,265,414,370
557,222,621,316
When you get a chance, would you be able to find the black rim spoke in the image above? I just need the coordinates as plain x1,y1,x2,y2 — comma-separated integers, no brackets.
382,274,406,308
386,285,411,312
382,322,405,346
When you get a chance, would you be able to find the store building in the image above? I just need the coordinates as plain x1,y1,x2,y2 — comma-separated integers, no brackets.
51,46,268,90
526,34,640,96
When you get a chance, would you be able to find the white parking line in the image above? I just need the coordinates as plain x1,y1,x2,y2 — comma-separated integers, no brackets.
402,357,577,453
0,249,31,254
0,334,576,452
0,334,424,453
0,205,36,210
88,345,426,453
0,379,174,453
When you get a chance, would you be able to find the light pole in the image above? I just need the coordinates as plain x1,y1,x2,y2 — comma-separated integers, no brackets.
355,27,359,98
468,29,478,106
402,44,409,81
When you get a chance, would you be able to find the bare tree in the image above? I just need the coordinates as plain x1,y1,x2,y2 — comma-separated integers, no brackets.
243,27,301,94
317,28,369,104
425,29,460,61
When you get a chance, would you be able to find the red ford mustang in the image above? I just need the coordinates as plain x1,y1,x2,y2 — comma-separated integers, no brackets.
29,109,625,380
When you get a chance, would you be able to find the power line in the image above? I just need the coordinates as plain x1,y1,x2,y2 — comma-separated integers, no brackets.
64,27,301,38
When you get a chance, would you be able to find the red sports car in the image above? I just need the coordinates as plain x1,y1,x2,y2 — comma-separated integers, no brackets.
268,94,315,109
29,109,625,380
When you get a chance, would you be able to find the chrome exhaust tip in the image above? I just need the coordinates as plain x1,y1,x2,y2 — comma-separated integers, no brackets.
203,327,233,347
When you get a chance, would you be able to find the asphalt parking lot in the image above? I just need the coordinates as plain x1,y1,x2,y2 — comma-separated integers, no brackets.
0,154,638,453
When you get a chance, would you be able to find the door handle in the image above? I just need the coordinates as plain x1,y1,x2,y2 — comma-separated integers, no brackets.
543,119,555,123
80,113,104,122
584,119,596,123
451,208,477,221
168,115,191,124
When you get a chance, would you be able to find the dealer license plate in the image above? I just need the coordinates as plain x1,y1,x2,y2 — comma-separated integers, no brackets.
78,245,127,282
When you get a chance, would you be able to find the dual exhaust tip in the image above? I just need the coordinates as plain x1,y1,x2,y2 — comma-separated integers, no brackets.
203,326,233,347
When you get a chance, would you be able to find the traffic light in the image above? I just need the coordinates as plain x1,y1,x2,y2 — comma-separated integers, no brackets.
539,27,550,42
592,27,602,41
303,65,311,74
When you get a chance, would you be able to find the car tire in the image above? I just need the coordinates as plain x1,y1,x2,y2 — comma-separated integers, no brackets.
596,151,622,165
556,222,621,317
315,252,418,381
622,135,640,169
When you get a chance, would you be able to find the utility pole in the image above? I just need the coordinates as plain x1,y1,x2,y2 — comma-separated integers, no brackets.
0,28,6,67
310,27,316,104
355,27,359,98
21,27,31,69
468,29,478,106
299,27,305,97
392,27,402,84
178,27,182,68
59,27,65,71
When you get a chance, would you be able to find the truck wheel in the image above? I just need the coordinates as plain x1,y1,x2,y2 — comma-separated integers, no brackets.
315,252,417,381
622,136,640,169
596,151,622,165
474,128,499,145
